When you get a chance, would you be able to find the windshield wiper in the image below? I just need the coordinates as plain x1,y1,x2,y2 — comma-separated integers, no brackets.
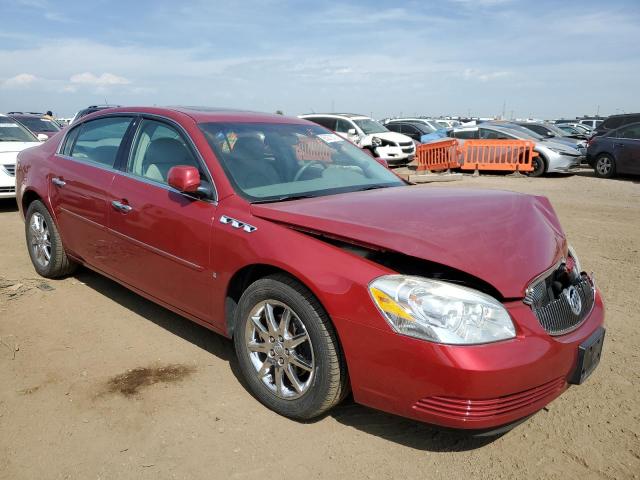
251,194,318,204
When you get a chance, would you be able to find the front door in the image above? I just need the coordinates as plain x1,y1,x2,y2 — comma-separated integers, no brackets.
614,124,640,174
49,116,134,269
106,117,217,321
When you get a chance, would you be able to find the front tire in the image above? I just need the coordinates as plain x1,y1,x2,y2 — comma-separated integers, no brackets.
529,153,546,177
233,274,347,420
594,154,616,178
25,200,77,278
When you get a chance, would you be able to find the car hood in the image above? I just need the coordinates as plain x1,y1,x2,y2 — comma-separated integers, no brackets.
537,140,580,154
250,186,567,299
368,131,413,144
0,141,40,154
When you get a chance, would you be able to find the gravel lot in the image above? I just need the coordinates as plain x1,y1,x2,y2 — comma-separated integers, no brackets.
1,170,639,480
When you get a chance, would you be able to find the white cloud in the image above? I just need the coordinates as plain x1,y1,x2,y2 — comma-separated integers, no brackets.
463,69,512,82
2,73,37,87
69,72,131,86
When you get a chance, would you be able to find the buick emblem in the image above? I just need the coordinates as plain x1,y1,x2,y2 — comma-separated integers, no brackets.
564,286,582,315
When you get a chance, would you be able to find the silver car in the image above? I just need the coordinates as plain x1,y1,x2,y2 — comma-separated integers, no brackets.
451,124,584,177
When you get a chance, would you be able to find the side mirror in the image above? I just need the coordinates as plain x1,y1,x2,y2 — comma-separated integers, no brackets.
167,165,201,193
37,133,48,141
347,128,357,136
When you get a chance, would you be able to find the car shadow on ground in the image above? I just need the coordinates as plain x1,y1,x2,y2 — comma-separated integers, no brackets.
0,198,19,213
75,268,505,452
573,169,640,183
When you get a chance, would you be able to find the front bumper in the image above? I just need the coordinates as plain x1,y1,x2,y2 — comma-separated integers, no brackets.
337,289,605,430
0,167,16,198
547,152,583,173
374,145,415,165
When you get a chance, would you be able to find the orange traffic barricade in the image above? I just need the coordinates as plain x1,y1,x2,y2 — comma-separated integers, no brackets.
294,138,334,162
415,139,460,172
458,139,537,172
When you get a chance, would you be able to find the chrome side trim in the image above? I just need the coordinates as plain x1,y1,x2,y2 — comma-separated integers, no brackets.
220,215,257,233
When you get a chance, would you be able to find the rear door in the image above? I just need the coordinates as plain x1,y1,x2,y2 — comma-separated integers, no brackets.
106,116,217,321
50,116,135,268
613,124,640,174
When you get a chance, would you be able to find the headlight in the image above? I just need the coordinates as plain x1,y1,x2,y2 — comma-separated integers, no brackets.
371,136,382,147
369,275,515,345
568,244,582,274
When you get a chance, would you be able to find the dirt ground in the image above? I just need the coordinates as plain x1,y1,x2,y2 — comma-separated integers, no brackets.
1,170,639,480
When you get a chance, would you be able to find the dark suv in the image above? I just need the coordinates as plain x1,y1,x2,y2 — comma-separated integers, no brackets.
594,113,640,137
587,122,640,178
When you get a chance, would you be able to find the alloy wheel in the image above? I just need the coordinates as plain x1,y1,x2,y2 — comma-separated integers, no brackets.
596,157,612,176
244,300,315,399
29,212,51,268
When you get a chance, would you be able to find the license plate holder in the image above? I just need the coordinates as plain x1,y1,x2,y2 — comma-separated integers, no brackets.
569,327,605,385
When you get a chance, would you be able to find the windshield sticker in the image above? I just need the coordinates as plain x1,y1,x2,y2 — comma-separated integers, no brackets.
295,138,334,162
317,133,343,143
0,124,20,128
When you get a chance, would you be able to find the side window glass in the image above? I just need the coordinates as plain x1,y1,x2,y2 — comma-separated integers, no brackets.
61,126,81,156
386,123,401,133
310,117,336,130
69,117,133,167
618,124,640,140
128,119,202,184
335,119,354,133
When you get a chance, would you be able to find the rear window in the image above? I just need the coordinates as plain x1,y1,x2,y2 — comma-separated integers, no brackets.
14,116,61,133
68,117,133,168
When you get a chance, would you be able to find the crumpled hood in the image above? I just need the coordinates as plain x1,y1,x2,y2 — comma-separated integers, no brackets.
369,131,413,144
251,186,567,298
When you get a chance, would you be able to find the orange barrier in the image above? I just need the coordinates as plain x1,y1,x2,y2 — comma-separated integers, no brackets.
294,138,334,162
458,139,537,172
415,139,460,172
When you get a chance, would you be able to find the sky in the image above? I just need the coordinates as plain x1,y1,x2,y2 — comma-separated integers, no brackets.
0,0,639,119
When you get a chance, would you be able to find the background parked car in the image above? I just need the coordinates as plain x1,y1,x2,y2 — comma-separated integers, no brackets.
384,120,435,143
383,117,443,131
593,113,640,138
8,113,62,140
0,114,41,198
555,123,591,139
578,118,604,130
300,113,415,165
514,122,587,154
450,124,583,177
70,104,121,124
587,122,640,178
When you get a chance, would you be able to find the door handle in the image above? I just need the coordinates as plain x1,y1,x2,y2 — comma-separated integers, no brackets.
111,200,132,213
52,177,66,187
616,143,625,148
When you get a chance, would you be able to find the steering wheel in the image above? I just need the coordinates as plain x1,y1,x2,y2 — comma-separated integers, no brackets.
293,161,328,181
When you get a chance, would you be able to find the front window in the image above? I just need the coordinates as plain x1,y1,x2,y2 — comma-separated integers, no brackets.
199,122,404,202
0,117,38,142
15,117,61,133
352,118,389,135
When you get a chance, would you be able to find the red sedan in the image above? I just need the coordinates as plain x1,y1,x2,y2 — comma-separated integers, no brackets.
15,107,605,432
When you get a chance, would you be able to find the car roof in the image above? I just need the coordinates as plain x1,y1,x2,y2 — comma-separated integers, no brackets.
81,106,312,125
7,113,47,118
301,113,369,119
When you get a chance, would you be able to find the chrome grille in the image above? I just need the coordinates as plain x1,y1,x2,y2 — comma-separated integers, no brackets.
2,164,15,176
526,271,595,336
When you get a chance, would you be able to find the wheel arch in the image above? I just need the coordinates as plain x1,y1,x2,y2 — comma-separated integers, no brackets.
225,263,329,339
21,188,44,219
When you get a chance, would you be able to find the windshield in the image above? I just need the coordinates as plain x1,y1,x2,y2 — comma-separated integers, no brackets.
15,116,61,133
353,118,389,135
408,122,435,134
0,117,38,142
200,122,404,202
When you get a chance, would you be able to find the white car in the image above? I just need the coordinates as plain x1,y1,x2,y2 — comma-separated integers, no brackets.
0,114,40,199
300,113,415,165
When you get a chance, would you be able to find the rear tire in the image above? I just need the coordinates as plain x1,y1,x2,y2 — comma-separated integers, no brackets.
25,200,77,278
594,154,616,178
233,274,348,420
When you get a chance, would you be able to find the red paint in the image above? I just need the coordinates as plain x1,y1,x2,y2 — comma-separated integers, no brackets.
168,166,201,193
16,107,605,430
